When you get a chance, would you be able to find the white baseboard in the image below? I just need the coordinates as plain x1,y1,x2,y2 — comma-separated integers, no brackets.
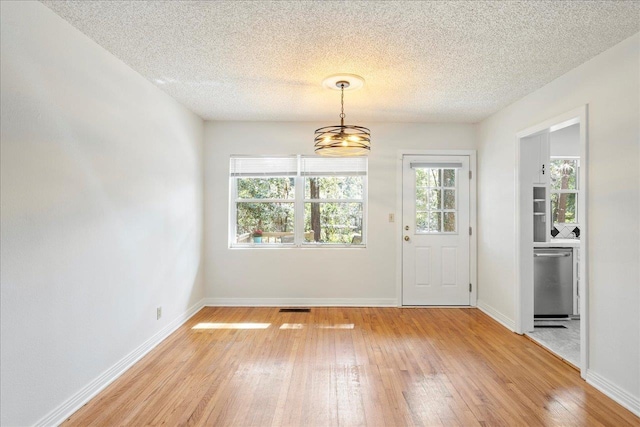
476,299,516,331
586,370,640,417
202,297,398,307
34,299,206,427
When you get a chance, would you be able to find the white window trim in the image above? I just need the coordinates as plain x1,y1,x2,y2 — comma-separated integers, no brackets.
230,155,367,248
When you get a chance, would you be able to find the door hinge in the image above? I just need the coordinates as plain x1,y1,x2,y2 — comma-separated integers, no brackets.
469,283,472,292
469,226,472,236
469,170,472,179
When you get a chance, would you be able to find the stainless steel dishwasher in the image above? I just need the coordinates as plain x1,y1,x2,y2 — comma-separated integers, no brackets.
534,248,573,317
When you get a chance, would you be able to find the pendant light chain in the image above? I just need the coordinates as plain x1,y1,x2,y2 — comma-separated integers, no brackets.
340,83,345,126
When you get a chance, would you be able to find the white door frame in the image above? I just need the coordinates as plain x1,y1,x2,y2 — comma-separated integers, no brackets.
514,105,588,378
396,150,477,307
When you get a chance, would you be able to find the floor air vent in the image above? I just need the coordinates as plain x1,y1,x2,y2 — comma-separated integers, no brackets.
279,308,311,313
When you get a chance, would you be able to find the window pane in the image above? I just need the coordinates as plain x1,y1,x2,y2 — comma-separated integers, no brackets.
416,212,442,233
416,168,428,187
304,202,363,244
416,168,442,187
304,176,363,199
550,159,578,191
443,169,456,187
426,189,441,210
416,212,427,232
443,189,456,209
444,212,456,232
237,177,295,199
425,169,441,187
416,187,427,210
417,212,442,233
235,202,295,244
551,192,578,224
428,212,442,232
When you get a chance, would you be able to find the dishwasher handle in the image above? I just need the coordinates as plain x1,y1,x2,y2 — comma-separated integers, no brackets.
534,252,571,257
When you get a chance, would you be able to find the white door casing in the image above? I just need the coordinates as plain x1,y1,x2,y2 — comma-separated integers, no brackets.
402,155,471,305
515,105,588,378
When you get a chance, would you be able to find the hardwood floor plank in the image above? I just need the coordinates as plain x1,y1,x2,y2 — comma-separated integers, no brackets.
62,307,639,426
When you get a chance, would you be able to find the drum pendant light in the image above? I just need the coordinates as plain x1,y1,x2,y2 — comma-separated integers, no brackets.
314,74,370,156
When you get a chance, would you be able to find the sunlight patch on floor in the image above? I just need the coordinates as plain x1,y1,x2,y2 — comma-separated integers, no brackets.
316,324,355,329
192,323,271,330
279,323,355,330
280,323,305,329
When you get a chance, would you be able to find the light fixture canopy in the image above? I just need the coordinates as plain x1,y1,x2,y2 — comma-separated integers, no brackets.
314,75,370,157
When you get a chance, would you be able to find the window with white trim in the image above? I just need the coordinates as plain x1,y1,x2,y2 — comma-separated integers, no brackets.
230,155,367,247
550,157,579,224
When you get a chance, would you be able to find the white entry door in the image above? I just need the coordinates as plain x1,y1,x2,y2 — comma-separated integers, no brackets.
402,156,471,305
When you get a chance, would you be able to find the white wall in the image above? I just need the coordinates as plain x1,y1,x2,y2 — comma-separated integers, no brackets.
0,2,204,425
204,121,475,304
550,123,580,157
477,33,639,409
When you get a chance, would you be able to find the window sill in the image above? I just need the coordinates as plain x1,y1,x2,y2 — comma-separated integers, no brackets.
229,243,367,249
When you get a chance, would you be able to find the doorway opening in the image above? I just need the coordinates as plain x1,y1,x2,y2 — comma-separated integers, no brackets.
515,106,588,377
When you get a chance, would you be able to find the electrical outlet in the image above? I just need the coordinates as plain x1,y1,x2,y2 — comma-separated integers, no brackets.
156,306,162,320
389,213,395,223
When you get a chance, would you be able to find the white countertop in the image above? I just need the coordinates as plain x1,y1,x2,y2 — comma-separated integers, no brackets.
534,239,580,247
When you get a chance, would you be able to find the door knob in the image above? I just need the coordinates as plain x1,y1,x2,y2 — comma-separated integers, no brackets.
404,236,410,241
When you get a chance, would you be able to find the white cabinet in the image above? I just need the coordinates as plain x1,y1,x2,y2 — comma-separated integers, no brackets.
522,132,551,242
521,131,550,185
535,132,550,184
533,186,548,242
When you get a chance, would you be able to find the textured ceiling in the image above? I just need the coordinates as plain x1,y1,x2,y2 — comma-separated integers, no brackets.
42,1,640,123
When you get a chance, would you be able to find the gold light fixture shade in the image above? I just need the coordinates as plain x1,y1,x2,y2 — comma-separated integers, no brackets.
315,75,370,157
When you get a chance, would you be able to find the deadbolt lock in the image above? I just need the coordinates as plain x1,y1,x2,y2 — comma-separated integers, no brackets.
405,225,409,230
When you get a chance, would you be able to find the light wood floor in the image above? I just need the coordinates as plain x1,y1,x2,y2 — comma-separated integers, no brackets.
63,307,638,426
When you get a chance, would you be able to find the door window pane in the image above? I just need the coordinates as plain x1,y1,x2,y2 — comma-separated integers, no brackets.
443,212,456,232
426,189,441,210
426,169,441,187
443,189,456,210
443,169,456,187
428,212,442,232
416,212,427,231
416,168,441,187
416,168,428,187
